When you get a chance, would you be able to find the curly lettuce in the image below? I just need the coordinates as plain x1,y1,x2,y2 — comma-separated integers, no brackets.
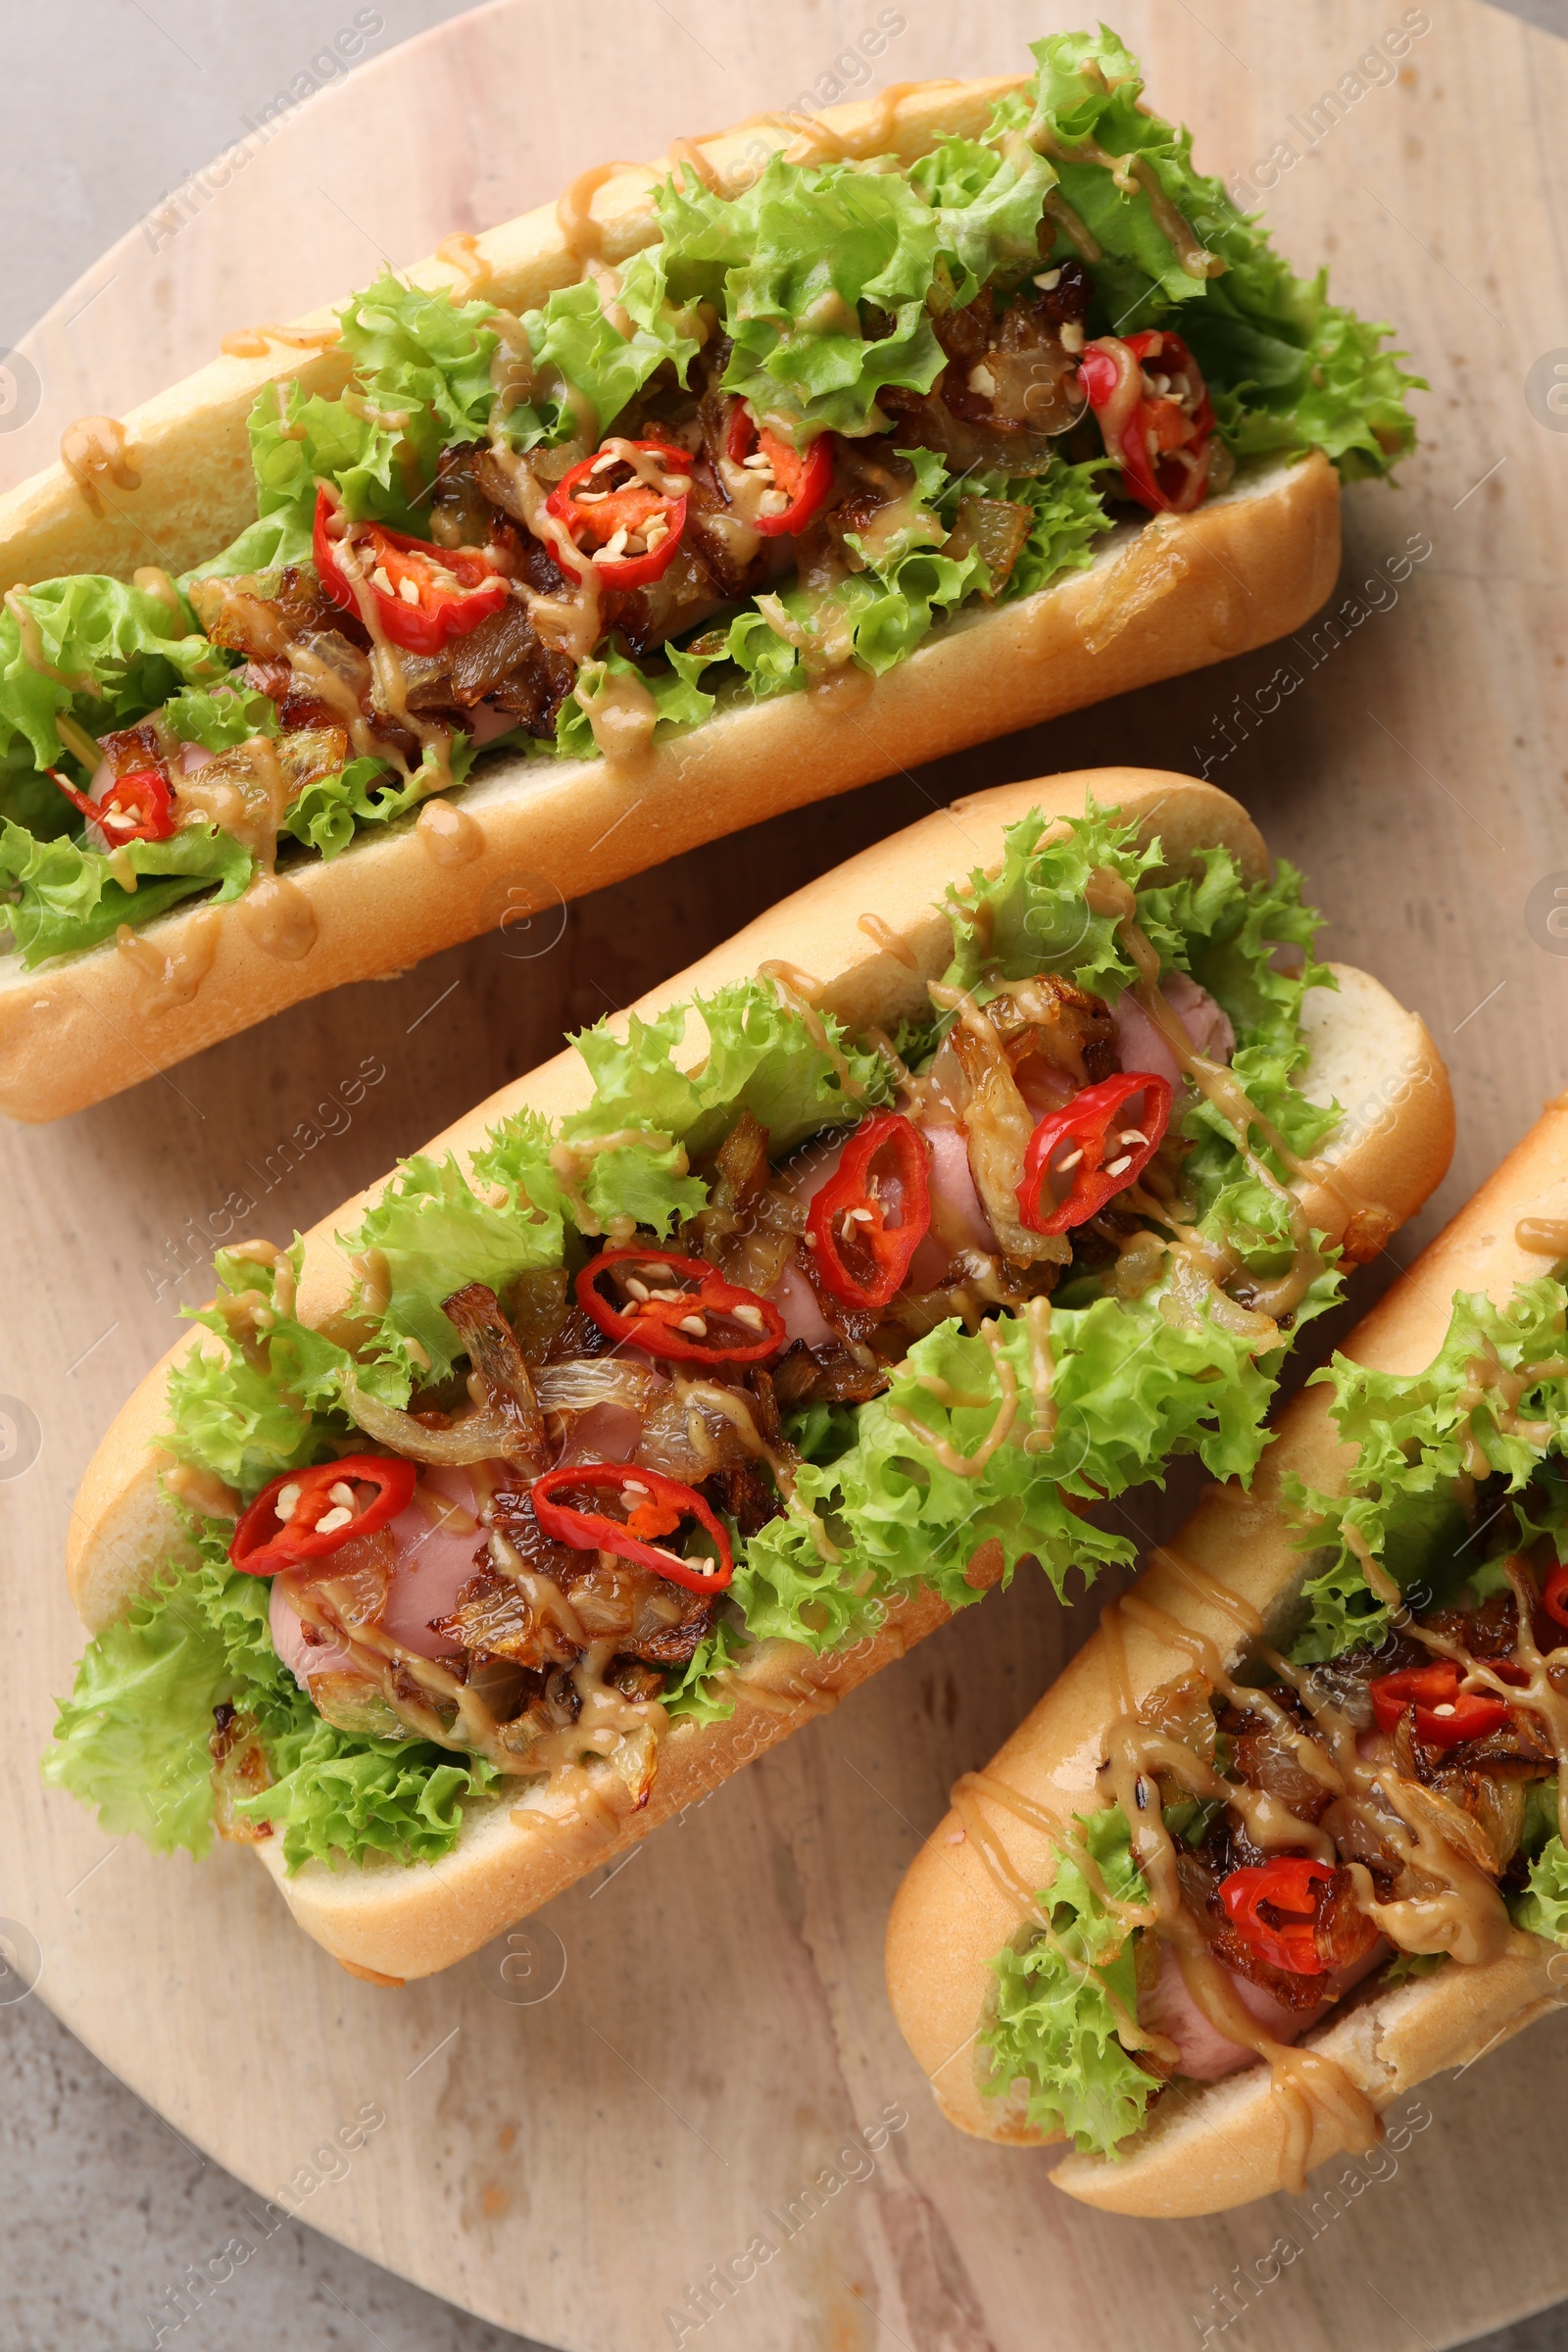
0,574,226,836
991,28,1421,479
0,817,254,966
978,1805,1155,2154
43,1523,501,1869
698,1274,1281,1680
1288,1280,1568,1661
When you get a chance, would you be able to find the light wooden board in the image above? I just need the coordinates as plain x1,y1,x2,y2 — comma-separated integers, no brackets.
5,3,1568,2347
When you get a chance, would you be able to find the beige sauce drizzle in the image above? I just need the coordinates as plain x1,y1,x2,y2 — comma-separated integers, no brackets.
114,908,221,1015
1022,1295,1057,1453
556,161,652,266
1097,877,1388,1308
1517,1219,1568,1257
238,871,318,962
434,231,495,299
220,321,340,360
857,78,956,158
318,501,453,786
482,435,604,669
1042,189,1102,264
892,1321,1018,1474
856,911,919,969
132,565,186,624
757,961,871,1102
5,589,103,697
416,798,484,866
575,666,659,762
1030,116,1222,279
60,416,139,514
666,135,722,194
1097,1598,1380,2186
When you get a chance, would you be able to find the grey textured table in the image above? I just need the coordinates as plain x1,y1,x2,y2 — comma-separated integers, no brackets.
3,6,1565,2351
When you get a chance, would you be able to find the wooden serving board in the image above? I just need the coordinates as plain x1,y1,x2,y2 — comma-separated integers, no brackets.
6,4,1568,2347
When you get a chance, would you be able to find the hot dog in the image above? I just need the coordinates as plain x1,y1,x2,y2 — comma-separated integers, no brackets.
887,1102,1568,2214
0,27,1417,1120
44,768,1450,1983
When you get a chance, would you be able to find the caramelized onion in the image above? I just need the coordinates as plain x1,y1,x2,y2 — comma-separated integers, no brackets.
341,1371,522,1464
536,1357,667,1418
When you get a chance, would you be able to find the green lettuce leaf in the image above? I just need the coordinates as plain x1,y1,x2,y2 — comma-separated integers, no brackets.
978,1804,1155,2154
337,270,499,479
993,29,1421,479
0,817,253,966
561,976,889,1234
0,574,225,810
43,1522,501,1869
282,733,475,859
162,681,278,750
1514,1779,1568,1943
41,1557,231,1856
338,1154,566,1388
165,1246,400,1491
695,1275,1280,1674
1288,1280,1568,1661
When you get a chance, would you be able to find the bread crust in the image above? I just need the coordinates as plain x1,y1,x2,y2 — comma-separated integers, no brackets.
0,72,1341,1124
64,766,1449,1980
886,1099,1568,2211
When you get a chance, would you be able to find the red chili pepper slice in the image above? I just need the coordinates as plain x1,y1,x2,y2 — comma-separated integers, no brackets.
1368,1660,1514,1748
530,1462,733,1594
722,402,836,537
229,1453,417,1578
1543,1563,1568,1631
575,1248,786,1364
1219,1857,1336,1976
545,438,693,589
314,488,509,656
1016,1071,1173,1237
49,763,177,846
1077,327,1215,514
806,1114,931,1311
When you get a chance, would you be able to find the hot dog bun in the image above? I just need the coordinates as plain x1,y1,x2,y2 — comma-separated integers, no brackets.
0,75,1341,1124
886,1100,1568,2212
65,769,1451,1981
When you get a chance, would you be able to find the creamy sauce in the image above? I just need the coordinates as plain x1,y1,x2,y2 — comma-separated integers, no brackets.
666,135,722,194
757,961,871,1102
114,908,220,1014
220,321,340,360
317,500,454,785
60,416,139,514
1517,1219,1568,1257
892,1320,1018,1474
435,231,495,299
416,798,484,866
5,589,103,696
856,78,956,158
575,665,659,762
238,871,318,962
1030,114,1223,280
556,160,652,266
1097,1599,1380,2187
856,911,919,970
482,436,604,668
131,565,185,623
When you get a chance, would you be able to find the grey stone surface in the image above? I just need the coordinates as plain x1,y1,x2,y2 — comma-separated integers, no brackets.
4,5,1566,2349
2,1988,544,2348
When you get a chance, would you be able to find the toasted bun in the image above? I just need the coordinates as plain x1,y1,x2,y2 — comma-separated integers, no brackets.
887,1100,1568,2211
66,767,1448,1980
0,74,1341,1124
